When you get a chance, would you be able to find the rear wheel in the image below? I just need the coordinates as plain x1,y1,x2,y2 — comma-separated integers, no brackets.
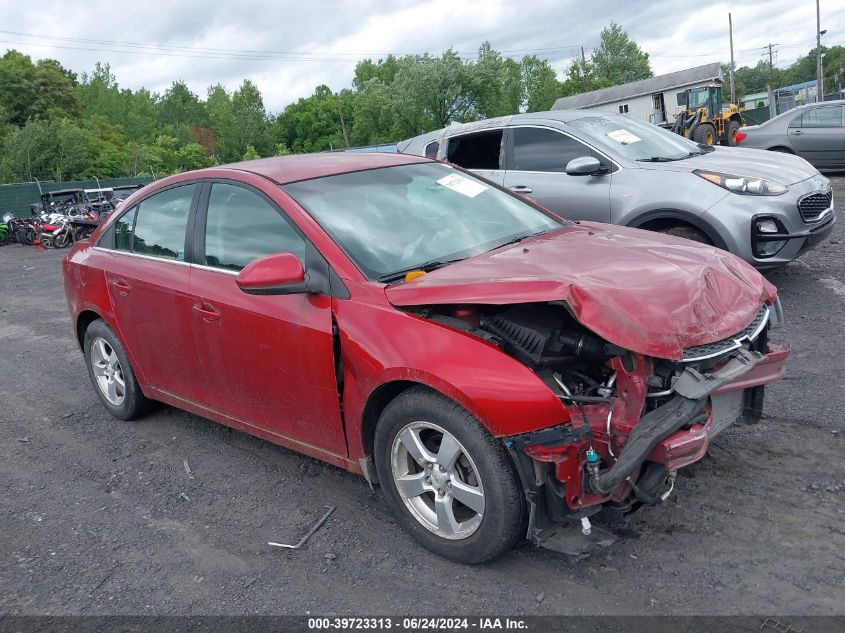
659,225,712,244
693,123,717,145
374,387,525,564
83,319,151,420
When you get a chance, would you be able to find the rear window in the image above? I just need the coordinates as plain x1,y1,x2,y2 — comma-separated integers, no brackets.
132,185,195,260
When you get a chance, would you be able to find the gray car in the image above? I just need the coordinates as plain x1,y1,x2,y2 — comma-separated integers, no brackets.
397,110,835,269
739,100,845,170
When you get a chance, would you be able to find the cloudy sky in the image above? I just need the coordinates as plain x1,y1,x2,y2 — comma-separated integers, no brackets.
2,0,843,112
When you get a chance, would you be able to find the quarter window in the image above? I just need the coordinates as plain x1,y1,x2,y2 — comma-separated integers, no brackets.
790,106,843,128
114,206,136,251
511,127,597,172
424,140,439,159
132,185,195,260
204,183,306,272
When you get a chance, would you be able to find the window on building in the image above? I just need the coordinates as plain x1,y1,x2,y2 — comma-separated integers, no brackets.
618,104,629,114
676,92,688,107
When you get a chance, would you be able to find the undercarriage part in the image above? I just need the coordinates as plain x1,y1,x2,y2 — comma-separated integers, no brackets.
535,521,617,556
591,348,763,495
590,395,705,495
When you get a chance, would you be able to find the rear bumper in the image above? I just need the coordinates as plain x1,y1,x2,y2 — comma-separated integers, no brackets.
648,342,790,471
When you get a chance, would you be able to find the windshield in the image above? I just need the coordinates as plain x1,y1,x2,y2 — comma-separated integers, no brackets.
568,115,703,161
283,162,563,281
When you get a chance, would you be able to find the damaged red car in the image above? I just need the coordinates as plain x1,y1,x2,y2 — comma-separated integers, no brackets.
62,153,789,563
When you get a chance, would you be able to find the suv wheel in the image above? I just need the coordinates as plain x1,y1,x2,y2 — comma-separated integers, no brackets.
660,225,711,244
374,387,525,564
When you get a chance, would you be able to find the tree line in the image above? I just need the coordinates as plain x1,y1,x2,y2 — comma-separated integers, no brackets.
0,20,837,185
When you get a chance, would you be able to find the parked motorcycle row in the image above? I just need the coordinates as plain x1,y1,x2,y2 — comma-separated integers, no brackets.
1,185,143,250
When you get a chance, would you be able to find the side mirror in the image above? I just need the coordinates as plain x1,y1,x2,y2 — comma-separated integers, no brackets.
565,156,604,176
236,252,307,295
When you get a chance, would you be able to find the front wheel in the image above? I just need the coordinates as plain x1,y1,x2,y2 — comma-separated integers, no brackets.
693,123,717,145
374,387,525,563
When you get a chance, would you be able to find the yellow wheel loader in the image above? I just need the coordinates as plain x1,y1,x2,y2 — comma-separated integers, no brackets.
671,84,744,146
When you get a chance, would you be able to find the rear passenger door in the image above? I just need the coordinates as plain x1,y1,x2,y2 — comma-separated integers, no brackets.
502,126,612,222
788,105,845,167
440,129,506,185
99,184,205,401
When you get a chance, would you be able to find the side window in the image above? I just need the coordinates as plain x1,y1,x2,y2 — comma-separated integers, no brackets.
424,140,439,159
132,185,195,260
204,183,306,272
790,106,843,128
446,131,503,170
113,205,136,251
676,92,687,107
511,127,595,172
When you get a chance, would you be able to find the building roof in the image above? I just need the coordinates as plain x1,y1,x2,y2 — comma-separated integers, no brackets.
552,62,723,110
221,152,428,184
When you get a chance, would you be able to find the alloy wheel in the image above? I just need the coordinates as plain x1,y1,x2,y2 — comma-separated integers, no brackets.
390,421,485,540
90,337,126,406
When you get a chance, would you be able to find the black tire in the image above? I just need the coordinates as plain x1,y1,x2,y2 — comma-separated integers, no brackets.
374,386,525,564
18,226,35,245
659,225,712,244
83,319,151,420
693,123,716,145
724,119,741,146
53,230,71,249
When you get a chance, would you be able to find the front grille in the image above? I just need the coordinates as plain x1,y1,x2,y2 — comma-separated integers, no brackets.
682,304,769,362
798,191,832,222
709,390,744,438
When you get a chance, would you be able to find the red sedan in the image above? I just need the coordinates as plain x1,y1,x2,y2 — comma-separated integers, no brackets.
62,153,788,563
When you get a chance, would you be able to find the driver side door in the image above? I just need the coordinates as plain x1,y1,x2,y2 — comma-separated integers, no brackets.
502,126,612,222
187,181,347,456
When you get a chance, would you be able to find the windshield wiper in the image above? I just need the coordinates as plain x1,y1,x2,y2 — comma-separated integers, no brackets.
377,257,466,283
489,228,552,251
638,156,679,162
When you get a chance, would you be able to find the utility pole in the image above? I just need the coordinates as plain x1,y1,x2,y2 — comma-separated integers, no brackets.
335,93,350,149
816,0,822,102
580,46,587,90
728,13,736,104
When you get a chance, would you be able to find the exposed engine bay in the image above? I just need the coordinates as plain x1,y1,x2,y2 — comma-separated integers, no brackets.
409,300,781,554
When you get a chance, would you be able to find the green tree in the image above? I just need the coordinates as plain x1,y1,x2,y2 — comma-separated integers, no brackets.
0,50,79,126
242,145,260,161
158,81,205,142
0,119,92,181
589,22,652,88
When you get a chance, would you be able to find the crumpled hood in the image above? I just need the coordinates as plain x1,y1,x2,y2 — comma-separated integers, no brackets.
386,223,778,361
646,146,817,186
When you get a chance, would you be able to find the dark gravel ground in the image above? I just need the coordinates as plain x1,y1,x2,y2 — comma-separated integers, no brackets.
0,179,843,616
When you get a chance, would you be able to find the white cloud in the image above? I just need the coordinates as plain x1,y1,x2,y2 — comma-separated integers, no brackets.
1,0,842,112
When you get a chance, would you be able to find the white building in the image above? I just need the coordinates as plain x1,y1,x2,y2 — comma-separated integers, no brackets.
551,62,724,125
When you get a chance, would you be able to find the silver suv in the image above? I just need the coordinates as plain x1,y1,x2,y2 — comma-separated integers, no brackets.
398,110,835,268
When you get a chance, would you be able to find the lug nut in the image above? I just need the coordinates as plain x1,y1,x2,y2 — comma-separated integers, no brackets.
425,477,431,483
439,466,445,473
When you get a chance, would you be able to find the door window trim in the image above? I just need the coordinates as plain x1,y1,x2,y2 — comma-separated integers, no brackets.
192,178,310,274
504,124,621,174
441,127,507,171
789,105,844,129
96,182,202,265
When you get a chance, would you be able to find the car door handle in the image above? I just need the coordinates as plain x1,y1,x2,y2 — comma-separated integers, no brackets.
109,278,131,296
192,302,221,323
509,185,534,194
792,130,804,135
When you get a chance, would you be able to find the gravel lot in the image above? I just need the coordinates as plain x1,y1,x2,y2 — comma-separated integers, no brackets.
1,178,843,616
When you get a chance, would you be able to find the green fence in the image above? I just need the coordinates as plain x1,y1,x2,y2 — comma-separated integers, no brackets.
0,177,154,218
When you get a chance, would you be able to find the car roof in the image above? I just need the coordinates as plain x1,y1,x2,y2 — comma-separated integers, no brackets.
220,152,430,184
398,110,612,147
